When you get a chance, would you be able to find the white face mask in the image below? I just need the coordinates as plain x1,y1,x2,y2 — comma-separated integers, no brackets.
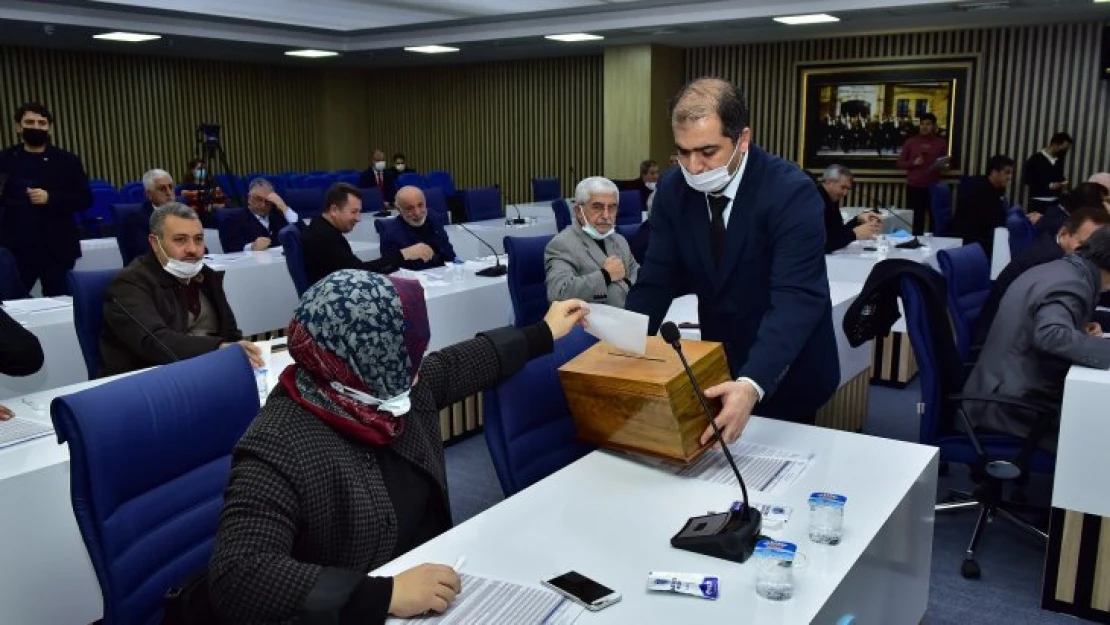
679,141,742,193
645,181,657,191
157,239,204,280
330,381,411,416
373,160,386,171
395,163,406,172
578,205,614,241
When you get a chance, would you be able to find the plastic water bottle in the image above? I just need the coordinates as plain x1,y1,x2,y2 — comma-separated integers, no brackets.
808,492,847,545
754,539,796,601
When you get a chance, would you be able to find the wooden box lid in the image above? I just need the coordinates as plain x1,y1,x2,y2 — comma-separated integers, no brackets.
558,336,725,396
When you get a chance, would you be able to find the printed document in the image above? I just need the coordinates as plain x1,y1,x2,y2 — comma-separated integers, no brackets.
386,574,584,625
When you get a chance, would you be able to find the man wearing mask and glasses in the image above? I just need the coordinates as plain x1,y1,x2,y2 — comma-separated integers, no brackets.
98,203,263,377
545,176,640,308
626,78,838,446
0,102,92,296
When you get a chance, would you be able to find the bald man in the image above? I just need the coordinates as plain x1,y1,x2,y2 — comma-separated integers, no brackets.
379,186,456,270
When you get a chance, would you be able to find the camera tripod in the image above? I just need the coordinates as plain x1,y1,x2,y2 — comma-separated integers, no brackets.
194,123,242,208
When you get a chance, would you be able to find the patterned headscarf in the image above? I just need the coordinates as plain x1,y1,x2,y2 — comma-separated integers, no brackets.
278,270,430,445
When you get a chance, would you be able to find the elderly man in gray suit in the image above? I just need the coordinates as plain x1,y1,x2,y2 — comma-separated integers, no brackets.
545,176,640,308
964,227,1110,450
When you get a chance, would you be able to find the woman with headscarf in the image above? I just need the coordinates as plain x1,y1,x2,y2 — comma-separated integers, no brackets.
206,269,589,624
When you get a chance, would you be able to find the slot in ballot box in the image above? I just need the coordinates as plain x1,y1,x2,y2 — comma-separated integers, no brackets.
558,337,731,463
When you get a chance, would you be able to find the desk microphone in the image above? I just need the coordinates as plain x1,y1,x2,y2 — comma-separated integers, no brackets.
660,321,761,563
455,223,507,277
506,202,527,226
112,297,180,363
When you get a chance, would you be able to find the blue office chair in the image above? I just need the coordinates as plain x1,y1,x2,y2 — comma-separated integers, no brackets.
1005,208,1036,259
463,187,502,222
373,218,389,238
50,346,259,625
899,270,1055,580
68,269,120,379
358,187,386,214
397,172,426,189
425,171,458,198
617,189,642,225
120,183,146,203
284,188,326,220
616,222,650,265
531,177,561,202
504,234,554,328
930,183,953,236
110,203,150,266
0,246,29,300
424,186,449,221
482,326,597,496
278,224,309,297
552,199,572,232
936,244,991,362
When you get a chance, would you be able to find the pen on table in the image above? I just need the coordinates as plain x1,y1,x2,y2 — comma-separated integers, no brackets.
453,556,466,573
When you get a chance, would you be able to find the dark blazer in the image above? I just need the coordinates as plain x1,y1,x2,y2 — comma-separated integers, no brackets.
117,200,156,267
301,216,403,286
221,206,289,252
973,232,1062,351
626,146,839,420
98,252,243,377
817,183,859,253
0,143,92,265
208,325,549,624
1023,151,1066,199
357,168,397,204
951,175,1007,255
1035,203,1070,236
0,306,44,376
378,215,456,270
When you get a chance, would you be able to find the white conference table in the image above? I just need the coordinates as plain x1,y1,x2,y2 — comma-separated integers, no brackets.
372,418,938,624
446,217,558,260
825,236,962,285
0,299,84,400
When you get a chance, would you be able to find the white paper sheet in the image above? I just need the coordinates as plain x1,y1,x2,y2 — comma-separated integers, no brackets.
203,252,252,264
584,304,648,356
385,574,583,625
636,441,815,496
1,298,70,314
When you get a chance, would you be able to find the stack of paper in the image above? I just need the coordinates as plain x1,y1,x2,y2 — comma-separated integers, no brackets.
1,298,71,314
641,441,815,496
386,574,583,625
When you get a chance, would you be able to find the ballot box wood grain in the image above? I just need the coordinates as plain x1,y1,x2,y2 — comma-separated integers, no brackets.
558,337,731,463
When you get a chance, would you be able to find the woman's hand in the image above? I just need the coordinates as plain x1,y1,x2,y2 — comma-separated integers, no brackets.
389,563,461,617
544,299,590,340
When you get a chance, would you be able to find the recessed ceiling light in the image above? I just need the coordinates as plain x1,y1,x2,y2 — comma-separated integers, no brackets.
773,13,840,25
92,32,161,42
404,45,460,54
284,49,339,58
544,33,605,42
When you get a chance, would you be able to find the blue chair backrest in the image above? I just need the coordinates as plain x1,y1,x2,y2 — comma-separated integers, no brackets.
120,183,146,203
0,246,29,299
424,186,448,220
336,173,359,187
301,175,333,190
463,187,502,222
929,183,952,236
505,234,554,328
531,177,561,202
425,171,457,196
67,268,121,380
898,274,950,446
1006,209,1036,258
397,172,426,189
278,224,309,297
90,187,122,220
482,326,597,495
50,347,259,625
617,189,641,225
213,174,240,198
615,222,649,265
936,243,991,361
552,199,572,231
285,188,326,219
111,203,147,266
358,187,385,214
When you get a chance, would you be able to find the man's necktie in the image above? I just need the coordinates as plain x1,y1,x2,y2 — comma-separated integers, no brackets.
708,193,729,265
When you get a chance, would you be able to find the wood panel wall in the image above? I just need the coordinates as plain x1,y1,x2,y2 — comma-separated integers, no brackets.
686,21,1110,209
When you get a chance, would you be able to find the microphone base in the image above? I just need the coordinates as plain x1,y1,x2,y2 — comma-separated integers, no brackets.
506,218,528,225
373,211,392,218
671,509,762,564
475,265,508,277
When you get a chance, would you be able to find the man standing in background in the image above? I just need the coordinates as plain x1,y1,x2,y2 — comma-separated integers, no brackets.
1023,132,1072,215
896,112,947,235
0,102,91,295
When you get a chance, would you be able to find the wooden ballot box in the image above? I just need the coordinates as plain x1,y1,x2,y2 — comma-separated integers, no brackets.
558,337,732,464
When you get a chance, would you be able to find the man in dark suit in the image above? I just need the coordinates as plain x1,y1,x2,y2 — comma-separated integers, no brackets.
357,148,396,206
220,178,298,252
626,78,839,443
972,205,1110,353
950,154,1013,256
379,186,456,270
117,168,175,266
963,227,1110,450
1023,131,1072,214
816,164,880,253
301,183,434,286
0,102,92,295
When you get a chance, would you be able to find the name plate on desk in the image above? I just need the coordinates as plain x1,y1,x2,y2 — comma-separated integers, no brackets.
558,337,731,464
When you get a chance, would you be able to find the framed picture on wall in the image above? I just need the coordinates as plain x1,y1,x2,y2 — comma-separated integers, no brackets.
796,56,978,180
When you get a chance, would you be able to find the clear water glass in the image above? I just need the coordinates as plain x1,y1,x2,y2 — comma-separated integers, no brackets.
808,492,847,545
875,234,889,256
920,232,933,251
754,540,796,601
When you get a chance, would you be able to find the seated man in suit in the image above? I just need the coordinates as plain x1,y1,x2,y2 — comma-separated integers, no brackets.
99,203,263,377
1036,182,1109,236
816,164,880,253
222,178,298,252
963,226,1110,451
118,168,175,266
950,154,1013,256
545,176,640,308
973,205,1110,353
301,182,433,285
380,186,456,270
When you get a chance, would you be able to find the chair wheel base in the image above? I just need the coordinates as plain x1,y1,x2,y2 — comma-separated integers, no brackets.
961,558,981,579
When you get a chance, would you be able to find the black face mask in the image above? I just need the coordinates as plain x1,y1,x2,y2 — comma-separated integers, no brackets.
21,128,49,148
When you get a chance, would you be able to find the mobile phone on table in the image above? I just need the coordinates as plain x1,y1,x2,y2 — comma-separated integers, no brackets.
542,571,621,611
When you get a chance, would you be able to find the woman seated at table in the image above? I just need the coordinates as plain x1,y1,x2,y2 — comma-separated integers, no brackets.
207,269,589,624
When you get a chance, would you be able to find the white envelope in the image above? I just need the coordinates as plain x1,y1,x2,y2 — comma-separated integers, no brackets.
585,304,648,356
